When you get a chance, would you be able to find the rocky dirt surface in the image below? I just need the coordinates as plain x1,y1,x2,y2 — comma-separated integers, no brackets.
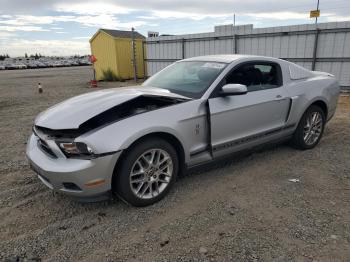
0,67,349,262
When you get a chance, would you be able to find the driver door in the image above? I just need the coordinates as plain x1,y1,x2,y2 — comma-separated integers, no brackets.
209,61,291,157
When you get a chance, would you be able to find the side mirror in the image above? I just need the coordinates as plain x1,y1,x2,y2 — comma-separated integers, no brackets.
220,84,248,96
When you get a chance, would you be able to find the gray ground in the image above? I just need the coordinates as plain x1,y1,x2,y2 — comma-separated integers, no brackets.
0,66,349,262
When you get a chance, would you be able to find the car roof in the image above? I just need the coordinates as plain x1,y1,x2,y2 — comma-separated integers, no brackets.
181,54,283,64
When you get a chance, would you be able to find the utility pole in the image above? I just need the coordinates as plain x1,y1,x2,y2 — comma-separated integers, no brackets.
131,27,138,82
315,0,320,27
311,0,320,71
233,14,236,27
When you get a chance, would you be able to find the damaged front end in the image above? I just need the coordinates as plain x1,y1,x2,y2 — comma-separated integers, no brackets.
34,95,189,158
79,95,188,134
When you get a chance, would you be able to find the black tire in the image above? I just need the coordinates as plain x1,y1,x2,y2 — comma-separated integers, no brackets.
292,105,326,150
113,138,179,207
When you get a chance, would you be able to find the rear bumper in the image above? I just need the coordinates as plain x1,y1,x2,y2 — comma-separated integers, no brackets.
26,134,121,199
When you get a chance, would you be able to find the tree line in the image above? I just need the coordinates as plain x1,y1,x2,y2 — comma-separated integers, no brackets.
25,53,43,59
0,54,10,61
0,53,43,60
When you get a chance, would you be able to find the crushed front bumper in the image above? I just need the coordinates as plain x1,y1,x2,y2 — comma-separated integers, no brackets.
26,134,121,201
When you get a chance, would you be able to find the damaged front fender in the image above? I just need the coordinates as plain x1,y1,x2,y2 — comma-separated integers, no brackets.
76,99,205,161
79,95,189,135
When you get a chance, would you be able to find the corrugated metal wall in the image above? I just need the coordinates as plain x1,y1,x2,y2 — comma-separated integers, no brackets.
145,22,350,88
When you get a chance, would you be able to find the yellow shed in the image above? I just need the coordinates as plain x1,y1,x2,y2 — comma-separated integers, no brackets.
89,29,146,80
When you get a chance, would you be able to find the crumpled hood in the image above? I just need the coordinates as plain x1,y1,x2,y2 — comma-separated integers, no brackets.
35,86,189,130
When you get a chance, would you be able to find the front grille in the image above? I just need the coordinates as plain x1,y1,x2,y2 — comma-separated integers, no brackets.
34,125,80,139
37,138,57,158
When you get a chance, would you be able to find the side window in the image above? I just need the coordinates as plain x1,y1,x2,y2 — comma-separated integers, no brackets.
225,62,282,92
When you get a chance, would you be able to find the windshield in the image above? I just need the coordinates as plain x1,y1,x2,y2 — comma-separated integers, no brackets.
142,61,227,98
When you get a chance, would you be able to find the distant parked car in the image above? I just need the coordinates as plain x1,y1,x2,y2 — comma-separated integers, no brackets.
5,63,17,70
26,62,37,69
78,59,90,66
14,63,27,69
36,61,46,68
0,64,5,70
27,55,340,206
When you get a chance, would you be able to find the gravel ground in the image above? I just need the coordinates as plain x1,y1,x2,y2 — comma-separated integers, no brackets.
0,67,349,262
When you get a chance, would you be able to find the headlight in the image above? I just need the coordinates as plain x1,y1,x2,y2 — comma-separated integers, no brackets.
59,142,94,158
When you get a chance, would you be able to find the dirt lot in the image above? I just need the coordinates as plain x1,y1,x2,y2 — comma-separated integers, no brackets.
0,66,349,262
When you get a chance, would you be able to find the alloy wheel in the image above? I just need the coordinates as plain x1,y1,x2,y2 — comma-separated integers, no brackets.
129,149,173,199
303,111,323,146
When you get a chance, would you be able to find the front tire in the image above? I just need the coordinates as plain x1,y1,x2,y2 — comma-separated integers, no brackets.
113,138,179,207
292,105,325,150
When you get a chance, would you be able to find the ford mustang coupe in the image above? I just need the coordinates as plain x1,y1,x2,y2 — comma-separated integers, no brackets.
26,55,340,206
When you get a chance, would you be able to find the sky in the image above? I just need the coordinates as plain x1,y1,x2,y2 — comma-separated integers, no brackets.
0,0,349,57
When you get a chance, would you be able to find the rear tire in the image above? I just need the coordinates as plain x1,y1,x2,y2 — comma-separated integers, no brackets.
292,105,325,150
113,138,178,207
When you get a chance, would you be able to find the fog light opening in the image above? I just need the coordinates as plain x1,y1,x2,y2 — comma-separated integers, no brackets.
62,182,82,191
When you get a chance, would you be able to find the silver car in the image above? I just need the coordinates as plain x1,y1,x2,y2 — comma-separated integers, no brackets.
26,55,340,206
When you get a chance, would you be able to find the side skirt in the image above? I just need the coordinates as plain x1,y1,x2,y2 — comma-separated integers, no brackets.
212,124,295,152
186,135,293,171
